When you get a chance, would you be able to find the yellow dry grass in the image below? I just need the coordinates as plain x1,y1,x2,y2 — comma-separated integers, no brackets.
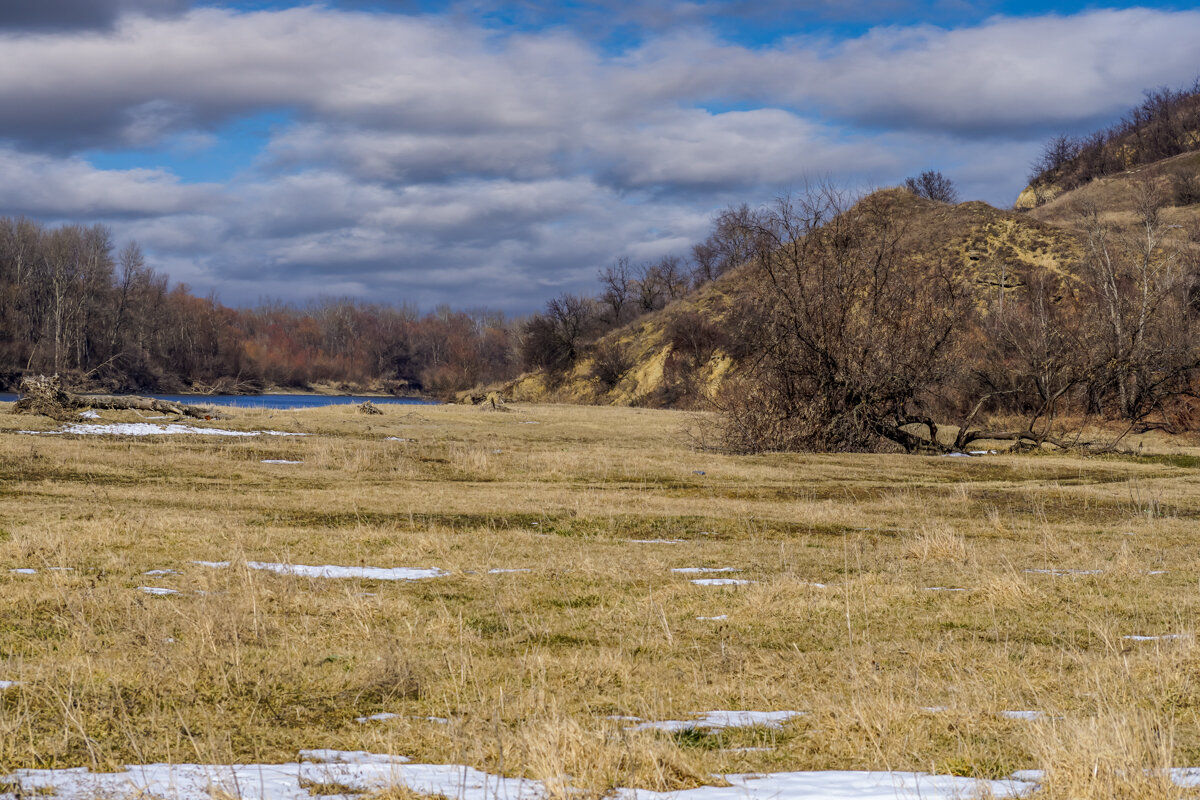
3,400,1200,797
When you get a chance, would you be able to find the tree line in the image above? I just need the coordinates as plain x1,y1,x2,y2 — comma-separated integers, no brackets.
0,217,519,395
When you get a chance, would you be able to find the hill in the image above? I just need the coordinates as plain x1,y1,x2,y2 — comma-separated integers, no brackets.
503,190,1087,410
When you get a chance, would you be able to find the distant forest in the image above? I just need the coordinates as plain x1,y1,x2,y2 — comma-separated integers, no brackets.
0,217,519,395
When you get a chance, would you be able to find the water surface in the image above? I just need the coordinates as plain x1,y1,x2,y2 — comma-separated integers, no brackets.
0,393,437,410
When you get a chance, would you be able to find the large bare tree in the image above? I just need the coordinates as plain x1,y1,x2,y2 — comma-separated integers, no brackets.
718,187,973,453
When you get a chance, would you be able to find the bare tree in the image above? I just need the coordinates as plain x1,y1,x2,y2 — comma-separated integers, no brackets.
598,257,633,326
1075,181,1200,425
521,293,596,373
903,170,960,204
717,186,973,453
690,204,771,286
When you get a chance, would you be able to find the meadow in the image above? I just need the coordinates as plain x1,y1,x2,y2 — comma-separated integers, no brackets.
3,400,1200,798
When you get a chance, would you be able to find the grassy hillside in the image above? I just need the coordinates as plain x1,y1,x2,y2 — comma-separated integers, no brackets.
1027,149,1200,235
504,191,1086,410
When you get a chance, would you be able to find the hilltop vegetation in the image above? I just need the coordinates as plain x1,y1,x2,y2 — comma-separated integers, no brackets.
1018,81,1200,209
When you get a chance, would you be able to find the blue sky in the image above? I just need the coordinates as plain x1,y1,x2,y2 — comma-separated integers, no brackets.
0,1,1196,312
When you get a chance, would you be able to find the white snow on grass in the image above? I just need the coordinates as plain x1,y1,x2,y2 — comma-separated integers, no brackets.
488,568,531,574
0,749,1078,800
138,587,179,596
924,587,968,592
9,568,36,575
0,751,544,800
691,578,752,586
672,568,738,574
1124,634,1191,641
1000,710,1045,721
696,615,728,621
386,437,413,442
355,713,401,723
627,539,684,544
142,569,179,576
78,410,99,419
1024,568,1103,576
261,459,303,464
633,711,805,732
196,561,447,581
615,770,1033,800
0,681,20,689
17,423,308,437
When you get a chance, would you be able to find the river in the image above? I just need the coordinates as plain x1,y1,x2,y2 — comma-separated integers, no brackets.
0,393,439,410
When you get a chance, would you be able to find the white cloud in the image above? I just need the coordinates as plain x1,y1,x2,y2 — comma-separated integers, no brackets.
0,147,214,217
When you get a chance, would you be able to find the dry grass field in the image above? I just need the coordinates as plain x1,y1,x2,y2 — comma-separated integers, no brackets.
4,400,1200,798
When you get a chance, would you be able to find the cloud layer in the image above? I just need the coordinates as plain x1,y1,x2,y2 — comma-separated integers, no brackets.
0,4,1196,311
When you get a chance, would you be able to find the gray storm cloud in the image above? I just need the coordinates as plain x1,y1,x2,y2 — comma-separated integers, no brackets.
0,0,189,31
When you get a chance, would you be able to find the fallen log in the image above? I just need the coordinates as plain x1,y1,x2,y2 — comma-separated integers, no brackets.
14,375,225,420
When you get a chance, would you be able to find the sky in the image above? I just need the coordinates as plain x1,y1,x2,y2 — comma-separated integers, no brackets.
0,1,1197,313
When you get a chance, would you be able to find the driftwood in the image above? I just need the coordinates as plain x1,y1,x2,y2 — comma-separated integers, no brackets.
14,375,224,420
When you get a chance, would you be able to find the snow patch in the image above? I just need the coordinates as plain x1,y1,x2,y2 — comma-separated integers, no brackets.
0,681,20,690
673,568,738,574
1000,710,1045,721
696,615,728,621
1024,568,1103,576
628,539,684,544
355,713,401,724
488,568,531,574
924,587,968,592
196,561,446,581
18,423,308,437
78,410,99,419
138,587,179,596
261,459,303,464
142,569,178,576
0,752,543,800
615,770,1032,800
633,711,804,732
691,578,752,586
1124,634,1191,641
9,568,36,575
